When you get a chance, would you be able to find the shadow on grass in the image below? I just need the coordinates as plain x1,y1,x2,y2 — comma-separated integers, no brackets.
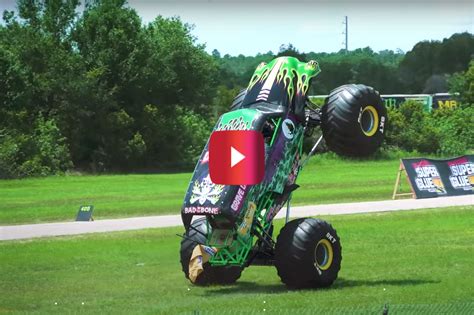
204,278,439,295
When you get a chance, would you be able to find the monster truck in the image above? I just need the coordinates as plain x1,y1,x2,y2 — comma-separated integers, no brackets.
180,56,387,288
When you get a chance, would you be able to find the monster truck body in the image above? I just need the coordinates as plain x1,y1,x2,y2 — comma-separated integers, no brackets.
180,56,387,288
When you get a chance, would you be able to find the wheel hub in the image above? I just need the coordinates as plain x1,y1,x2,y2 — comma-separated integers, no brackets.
360,106,379,137
314,239,333,271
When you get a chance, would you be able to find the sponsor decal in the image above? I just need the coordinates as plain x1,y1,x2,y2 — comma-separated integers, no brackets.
448,157,474,191
326,232,337,244
402,156,473,198
231,185,248,212
238,202,257,237
190,174,224,205
216,116,251,131
183,206,219,214
379,116,386,133
202,246,218,256
282,118,295,140
215,109,258,132
411,160,446,195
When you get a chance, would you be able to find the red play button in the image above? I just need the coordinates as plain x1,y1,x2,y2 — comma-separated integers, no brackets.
209,130,264,185
231,146,245,168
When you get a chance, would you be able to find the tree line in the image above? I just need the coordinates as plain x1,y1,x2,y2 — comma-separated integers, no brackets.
0,0,473,178
215,33,473,95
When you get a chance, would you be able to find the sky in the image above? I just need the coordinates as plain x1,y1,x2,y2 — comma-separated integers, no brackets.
1,0,473,56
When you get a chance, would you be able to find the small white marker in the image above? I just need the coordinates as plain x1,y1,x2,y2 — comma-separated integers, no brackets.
263,309,266,312
263,301,266,304
54,302,58,305
383,288,386,291
82,302,85,305
187,288,190,291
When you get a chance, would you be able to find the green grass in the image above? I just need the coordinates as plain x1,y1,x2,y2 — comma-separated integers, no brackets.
1,206,473,314
0,155,406,225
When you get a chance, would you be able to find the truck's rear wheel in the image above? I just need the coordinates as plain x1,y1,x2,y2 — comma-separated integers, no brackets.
321,84,387,157
275,218,342,289
180,218,242,285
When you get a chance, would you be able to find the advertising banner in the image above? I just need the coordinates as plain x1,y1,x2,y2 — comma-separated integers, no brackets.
431,94,458,110
382,95,432,112
401,155,474,198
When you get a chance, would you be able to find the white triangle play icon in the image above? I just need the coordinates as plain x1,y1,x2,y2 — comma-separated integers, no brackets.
231,146,245,168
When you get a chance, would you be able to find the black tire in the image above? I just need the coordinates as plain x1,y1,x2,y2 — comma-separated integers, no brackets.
321,84,387,157
230,89,247,111
275,218,342,289
180,218,242,285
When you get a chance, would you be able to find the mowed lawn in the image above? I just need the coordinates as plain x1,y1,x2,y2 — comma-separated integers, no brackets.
0,156,405,224
1,206,473,314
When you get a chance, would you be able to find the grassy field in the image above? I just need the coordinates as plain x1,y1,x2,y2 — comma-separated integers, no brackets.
1,206,473,314
0,155,407,225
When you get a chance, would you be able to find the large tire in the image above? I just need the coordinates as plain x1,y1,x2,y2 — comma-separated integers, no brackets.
180,218,242,285
321,84,387,157
275,218,342,289
229,89,247,111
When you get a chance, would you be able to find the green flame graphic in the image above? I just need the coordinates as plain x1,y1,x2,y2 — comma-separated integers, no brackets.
246,57,321,101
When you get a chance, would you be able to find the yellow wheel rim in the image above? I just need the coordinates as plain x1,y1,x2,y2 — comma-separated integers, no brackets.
315,239,334,271
360,106,379,137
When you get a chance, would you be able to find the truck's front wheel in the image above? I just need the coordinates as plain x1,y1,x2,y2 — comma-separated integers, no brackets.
180,218,242,285
275,218,342,288
321,84,387,157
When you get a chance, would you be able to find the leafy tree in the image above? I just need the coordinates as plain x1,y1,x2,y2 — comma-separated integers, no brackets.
212,85,242,118
1,0,81,124
212,49,221,59
385,101,440,153
431,106,474,155
0,1,80,177
277,43,306,61
0,115,72,178
449,60,474,107
349,58,402,93
138,16,217,168
311,60,352,94
399,33,474,93
145,16,217,115
71,0,151,169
